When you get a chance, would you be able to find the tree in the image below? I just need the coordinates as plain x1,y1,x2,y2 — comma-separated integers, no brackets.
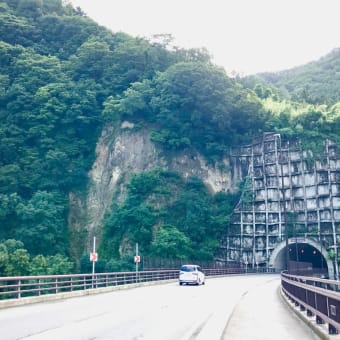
148,62,236,154
41,0,63,15
29,254,48,275
0,243,9,275
169,181,212,245
112,60,268,160
4,0,21,9
46,254,74,275
150,225,190,259
0,194,21,240
17,0,43,19
0,239,27,276
0,165,21,194
69,38,113,82
118,204,156,253
5,248,30,276
15,191,67,255
0,239,75,276
4,239,25,253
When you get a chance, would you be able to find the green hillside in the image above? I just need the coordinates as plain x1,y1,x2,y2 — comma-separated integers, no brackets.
245,48,340,105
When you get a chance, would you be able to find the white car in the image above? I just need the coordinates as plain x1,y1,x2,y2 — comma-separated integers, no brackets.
179,264,205,285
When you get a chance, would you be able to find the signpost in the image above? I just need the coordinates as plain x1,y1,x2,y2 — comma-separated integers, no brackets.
135,243,139,282
90,252,98,262
90,237,97,288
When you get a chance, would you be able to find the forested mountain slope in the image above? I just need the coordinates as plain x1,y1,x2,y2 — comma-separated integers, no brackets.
0,0,339,274
244,48,340,105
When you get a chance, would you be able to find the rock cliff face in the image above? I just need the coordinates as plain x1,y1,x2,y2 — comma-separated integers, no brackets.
69,122,234,255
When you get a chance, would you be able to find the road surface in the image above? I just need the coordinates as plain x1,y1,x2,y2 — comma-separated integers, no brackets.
0,274,319,340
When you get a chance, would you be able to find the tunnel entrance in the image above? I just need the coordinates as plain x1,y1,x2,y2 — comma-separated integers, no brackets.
269,238,332,278
287,243,326,275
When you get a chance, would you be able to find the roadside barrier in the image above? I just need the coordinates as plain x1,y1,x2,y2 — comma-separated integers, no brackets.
281,271,340,335
0,267,274,301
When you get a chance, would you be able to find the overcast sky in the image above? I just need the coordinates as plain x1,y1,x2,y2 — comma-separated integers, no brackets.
68,0,340,75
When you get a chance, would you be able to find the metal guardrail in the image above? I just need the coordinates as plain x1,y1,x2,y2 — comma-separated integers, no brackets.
0,267,274,300
281,271,340,335
0,270,178,300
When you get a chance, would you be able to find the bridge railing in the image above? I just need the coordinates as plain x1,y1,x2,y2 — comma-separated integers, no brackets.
0,267,275,301
0,270,179,300
281,271,340,335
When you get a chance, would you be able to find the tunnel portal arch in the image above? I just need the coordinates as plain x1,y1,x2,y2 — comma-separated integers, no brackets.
269,238,333,278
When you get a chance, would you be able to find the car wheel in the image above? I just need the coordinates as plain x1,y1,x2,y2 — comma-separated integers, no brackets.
179,282,183,285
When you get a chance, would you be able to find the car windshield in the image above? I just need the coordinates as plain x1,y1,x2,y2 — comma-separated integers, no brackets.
180,265,196,272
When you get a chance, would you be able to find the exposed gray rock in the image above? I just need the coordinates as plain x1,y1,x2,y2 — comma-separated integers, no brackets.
70,123,234,252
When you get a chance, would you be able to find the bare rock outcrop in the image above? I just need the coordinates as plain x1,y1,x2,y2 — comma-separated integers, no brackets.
69,122,234,253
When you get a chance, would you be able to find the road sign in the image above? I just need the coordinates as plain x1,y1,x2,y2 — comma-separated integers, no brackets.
90,252,98,262
134,255,140,263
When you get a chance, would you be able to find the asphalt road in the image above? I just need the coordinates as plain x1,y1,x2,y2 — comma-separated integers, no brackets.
0,274,319,340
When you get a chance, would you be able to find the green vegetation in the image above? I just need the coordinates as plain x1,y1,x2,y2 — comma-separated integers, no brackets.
0,239,74,276
0,0,210,263
262,98,340,154
109,62,268,162
0,0,339,272
256,48,340,105
100,169,237,266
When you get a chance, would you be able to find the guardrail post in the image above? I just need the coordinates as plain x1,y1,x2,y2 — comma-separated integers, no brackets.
329,324,338,334
306,309,314,317
316,315,325,324
36,279,41,296
54,278,58,294
17,280,21,299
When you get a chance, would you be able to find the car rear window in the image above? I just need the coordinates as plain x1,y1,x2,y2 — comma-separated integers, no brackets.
180,265,196,272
